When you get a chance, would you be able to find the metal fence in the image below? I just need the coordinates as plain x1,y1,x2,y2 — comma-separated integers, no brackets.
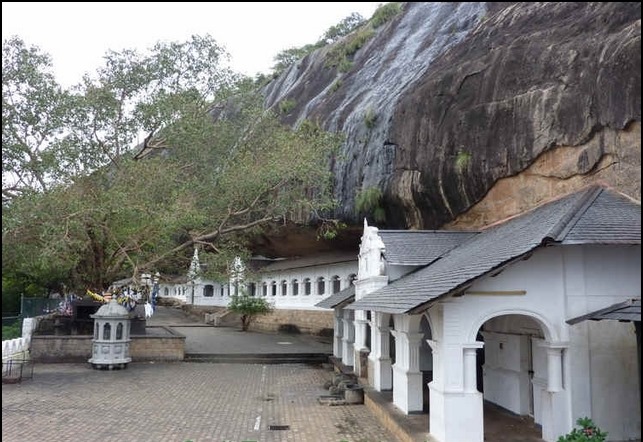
2,315,22,329
2,358,34,384
20,297,63,318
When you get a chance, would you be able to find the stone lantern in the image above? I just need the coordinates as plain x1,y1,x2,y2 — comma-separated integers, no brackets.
88,298,132,370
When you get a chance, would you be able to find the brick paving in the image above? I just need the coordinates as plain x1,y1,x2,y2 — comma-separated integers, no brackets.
2,362,397,442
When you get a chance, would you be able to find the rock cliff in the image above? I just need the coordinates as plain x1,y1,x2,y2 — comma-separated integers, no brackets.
263,2,641,230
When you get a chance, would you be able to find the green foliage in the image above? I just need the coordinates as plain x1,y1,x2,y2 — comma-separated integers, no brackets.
557,418,608,442
228,292,274,331
2,36,343,294
370,2,403,28
364,107,378,129
325,27,375,71
355,187,386,223
2,321,22,340
455,150,472,172
317,219,348,240
320,12,366,44
271,43,322,76
278,98,297,114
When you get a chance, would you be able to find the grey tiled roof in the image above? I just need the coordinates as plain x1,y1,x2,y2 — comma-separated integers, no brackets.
379,231,477,266
567,298,641,324
349,186,640,314
259,252,357,272
562,190,641,244
315,285,355,309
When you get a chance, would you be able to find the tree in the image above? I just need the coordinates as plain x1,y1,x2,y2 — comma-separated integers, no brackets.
2,35,343,301
227,292,274,331
319,12,365,44
2,36,75,201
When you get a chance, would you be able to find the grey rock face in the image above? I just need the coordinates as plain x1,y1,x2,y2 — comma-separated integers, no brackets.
263,2,641,228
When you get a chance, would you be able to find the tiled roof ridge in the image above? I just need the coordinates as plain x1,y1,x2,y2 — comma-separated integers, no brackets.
548,186,604,243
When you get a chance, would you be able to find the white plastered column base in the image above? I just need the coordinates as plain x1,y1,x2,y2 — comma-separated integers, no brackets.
429,384,484,442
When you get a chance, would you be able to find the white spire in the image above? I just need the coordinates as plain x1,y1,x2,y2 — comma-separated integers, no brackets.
187,247,200,280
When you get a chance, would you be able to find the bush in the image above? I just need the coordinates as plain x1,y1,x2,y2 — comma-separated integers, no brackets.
355,186,386,223
228,293,273,331
279,98,297,114
364,107,378,129
557,417,608,442
2,321,22,340
370,2,403,28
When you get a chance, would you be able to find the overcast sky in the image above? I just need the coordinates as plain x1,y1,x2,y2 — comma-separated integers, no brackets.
2,2,382,86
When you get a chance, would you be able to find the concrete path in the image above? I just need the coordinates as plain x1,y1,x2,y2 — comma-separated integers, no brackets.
147,306,332,357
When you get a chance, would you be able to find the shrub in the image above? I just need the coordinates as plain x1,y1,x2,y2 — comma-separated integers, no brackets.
370,2,403,28
278,98,297,115
2,321,22,340
455,150,471,172
364,107,378,129
557,417,608,442
355,186,386,223
228,293,273,331
330,79,343,93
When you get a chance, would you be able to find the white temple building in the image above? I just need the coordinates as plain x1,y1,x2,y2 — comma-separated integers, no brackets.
318,185,641,442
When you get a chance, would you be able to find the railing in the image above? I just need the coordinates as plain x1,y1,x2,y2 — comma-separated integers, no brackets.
2,318,37,383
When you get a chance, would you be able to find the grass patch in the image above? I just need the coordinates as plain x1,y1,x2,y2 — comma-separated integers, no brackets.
278,98,297,115
370,2,403,28
364,107,377,129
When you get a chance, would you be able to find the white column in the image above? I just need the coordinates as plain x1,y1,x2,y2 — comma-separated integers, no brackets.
333,309,343,358
463,342,484,393
546,346,563,393
539,342,572,442
354,310,368,351
391,330,424,414
353,309,369,377
342,309,355,367
429,340,484,442
368,312,392,391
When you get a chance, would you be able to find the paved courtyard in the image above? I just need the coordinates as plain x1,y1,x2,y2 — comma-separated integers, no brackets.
2,361,396,442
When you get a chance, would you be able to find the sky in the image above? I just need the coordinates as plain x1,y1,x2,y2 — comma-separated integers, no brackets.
2,2,382,87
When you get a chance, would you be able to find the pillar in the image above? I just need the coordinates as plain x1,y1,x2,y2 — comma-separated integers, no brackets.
391,330,424,413
539,342,572,442
333,309,343,358
342,309,355,367
429,341,484,442
353,309,369,377
368,312,392,391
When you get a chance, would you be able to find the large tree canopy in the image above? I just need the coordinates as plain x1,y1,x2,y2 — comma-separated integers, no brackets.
2,35,342,298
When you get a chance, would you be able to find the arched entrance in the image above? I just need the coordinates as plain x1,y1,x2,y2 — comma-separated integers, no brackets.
474,313,552,441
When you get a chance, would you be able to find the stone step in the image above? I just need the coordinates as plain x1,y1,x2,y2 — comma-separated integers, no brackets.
184,352,330,364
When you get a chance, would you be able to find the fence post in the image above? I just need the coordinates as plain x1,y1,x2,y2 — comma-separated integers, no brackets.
20,293,24,318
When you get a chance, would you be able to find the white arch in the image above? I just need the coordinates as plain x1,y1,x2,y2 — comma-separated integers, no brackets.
466,308,559,343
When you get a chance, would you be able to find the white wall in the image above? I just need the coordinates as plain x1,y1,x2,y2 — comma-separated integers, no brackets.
159,260,358,311
252,260,357,310
564,245,641,441
437,244,640,441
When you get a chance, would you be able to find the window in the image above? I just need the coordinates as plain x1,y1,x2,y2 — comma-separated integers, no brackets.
103,323,111,340
271,281,277,296
317,277,325,295
248,282,257,297
262,283,268,297
204,284,214,297
304,278,311,295
164,287,169,297
331,276,341,293
116,323,123,340
94,323,99,339
292,279,299,296
281,280,288,296
220,285,225,297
